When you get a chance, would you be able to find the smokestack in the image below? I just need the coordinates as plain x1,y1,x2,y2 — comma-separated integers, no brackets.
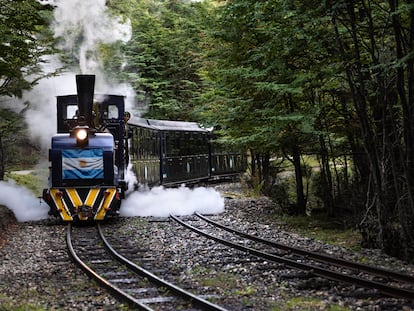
76,74,95,126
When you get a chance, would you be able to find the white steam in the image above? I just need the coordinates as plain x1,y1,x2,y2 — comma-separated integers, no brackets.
17,1,136,149
38,0,131,74
0,181,49,222
122,165,226,218
120,186,225,218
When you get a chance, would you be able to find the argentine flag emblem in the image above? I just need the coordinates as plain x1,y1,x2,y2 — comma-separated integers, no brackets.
62,149,104,179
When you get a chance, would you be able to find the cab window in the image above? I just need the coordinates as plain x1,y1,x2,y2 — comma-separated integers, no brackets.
108,105,119,119
67,105,78,119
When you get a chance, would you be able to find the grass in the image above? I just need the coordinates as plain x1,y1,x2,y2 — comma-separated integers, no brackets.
185,266,247,296
0,295,46,311
0,304,46,311
4,170,47,196
280,214,361,251
201,271,239,289
271,297,351,311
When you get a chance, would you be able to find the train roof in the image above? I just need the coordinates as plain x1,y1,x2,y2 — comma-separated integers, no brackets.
128,117,210,133
57,94,125,102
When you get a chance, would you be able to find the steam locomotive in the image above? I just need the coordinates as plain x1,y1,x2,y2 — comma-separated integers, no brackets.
42,75,246,222
42,75,128,221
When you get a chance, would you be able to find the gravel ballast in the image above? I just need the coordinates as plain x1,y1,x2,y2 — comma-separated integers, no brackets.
1,183,414,310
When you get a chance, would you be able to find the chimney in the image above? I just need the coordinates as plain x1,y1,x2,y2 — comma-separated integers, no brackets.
76,74,95,127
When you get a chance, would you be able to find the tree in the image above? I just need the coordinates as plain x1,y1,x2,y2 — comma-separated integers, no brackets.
329,0,414,260
0,107,28,175
0,0,51,180
106,0,414,260
107,0,213,120
199,0,414,261
0,0,51,97
200,0,340,214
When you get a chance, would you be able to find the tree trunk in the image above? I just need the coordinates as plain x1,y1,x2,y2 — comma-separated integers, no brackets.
331,0,414,260
318,134,334,215
332,1,385,247
292,144,306,215
261,152,272,195
386,0,414,259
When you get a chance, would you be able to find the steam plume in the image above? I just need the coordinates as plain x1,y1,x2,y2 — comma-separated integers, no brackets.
0,181,49,222
121,186,225,218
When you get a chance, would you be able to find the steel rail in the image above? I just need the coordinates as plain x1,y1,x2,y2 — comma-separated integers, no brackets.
66,224,152,311
195,212,414,284
97,223,228,311
171,215,414,300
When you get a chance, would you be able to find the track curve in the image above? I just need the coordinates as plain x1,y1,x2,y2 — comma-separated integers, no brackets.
66,223,228,310
171,214,414,300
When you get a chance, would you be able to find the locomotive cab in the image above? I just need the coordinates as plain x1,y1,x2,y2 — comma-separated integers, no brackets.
54,94,128,183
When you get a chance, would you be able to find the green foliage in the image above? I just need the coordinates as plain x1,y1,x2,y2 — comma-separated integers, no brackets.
198,1,343,214
0,0,53,178
269,181,292,212
0,0,52,97
0,108,41,178
200,0,338,149
107,0,214,120
0,108,23,139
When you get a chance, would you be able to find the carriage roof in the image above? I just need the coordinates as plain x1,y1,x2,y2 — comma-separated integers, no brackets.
128,117,209,133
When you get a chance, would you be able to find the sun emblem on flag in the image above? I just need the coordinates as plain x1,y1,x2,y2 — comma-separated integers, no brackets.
79,160,87,168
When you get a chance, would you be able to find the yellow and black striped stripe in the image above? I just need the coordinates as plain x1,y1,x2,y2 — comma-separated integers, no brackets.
49,187,119,221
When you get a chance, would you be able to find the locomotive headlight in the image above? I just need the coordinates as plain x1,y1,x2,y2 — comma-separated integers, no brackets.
73,126,90,146
76,129,88,141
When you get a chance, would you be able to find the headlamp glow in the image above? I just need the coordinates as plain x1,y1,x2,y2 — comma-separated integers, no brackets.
76,129,88,141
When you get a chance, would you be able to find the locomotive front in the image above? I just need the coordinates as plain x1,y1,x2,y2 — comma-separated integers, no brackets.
42,75,124,221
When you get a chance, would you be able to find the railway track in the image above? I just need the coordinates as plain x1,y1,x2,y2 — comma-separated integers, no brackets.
66,223,228,311
170,214,414,301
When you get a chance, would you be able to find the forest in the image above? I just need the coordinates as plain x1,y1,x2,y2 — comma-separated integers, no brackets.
1,0,414,262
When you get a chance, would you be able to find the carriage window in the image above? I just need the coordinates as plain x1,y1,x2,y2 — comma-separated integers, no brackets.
67,105,78,119
107,105,119,119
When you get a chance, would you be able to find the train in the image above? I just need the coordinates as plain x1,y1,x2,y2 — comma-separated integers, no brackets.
42,75,246,221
